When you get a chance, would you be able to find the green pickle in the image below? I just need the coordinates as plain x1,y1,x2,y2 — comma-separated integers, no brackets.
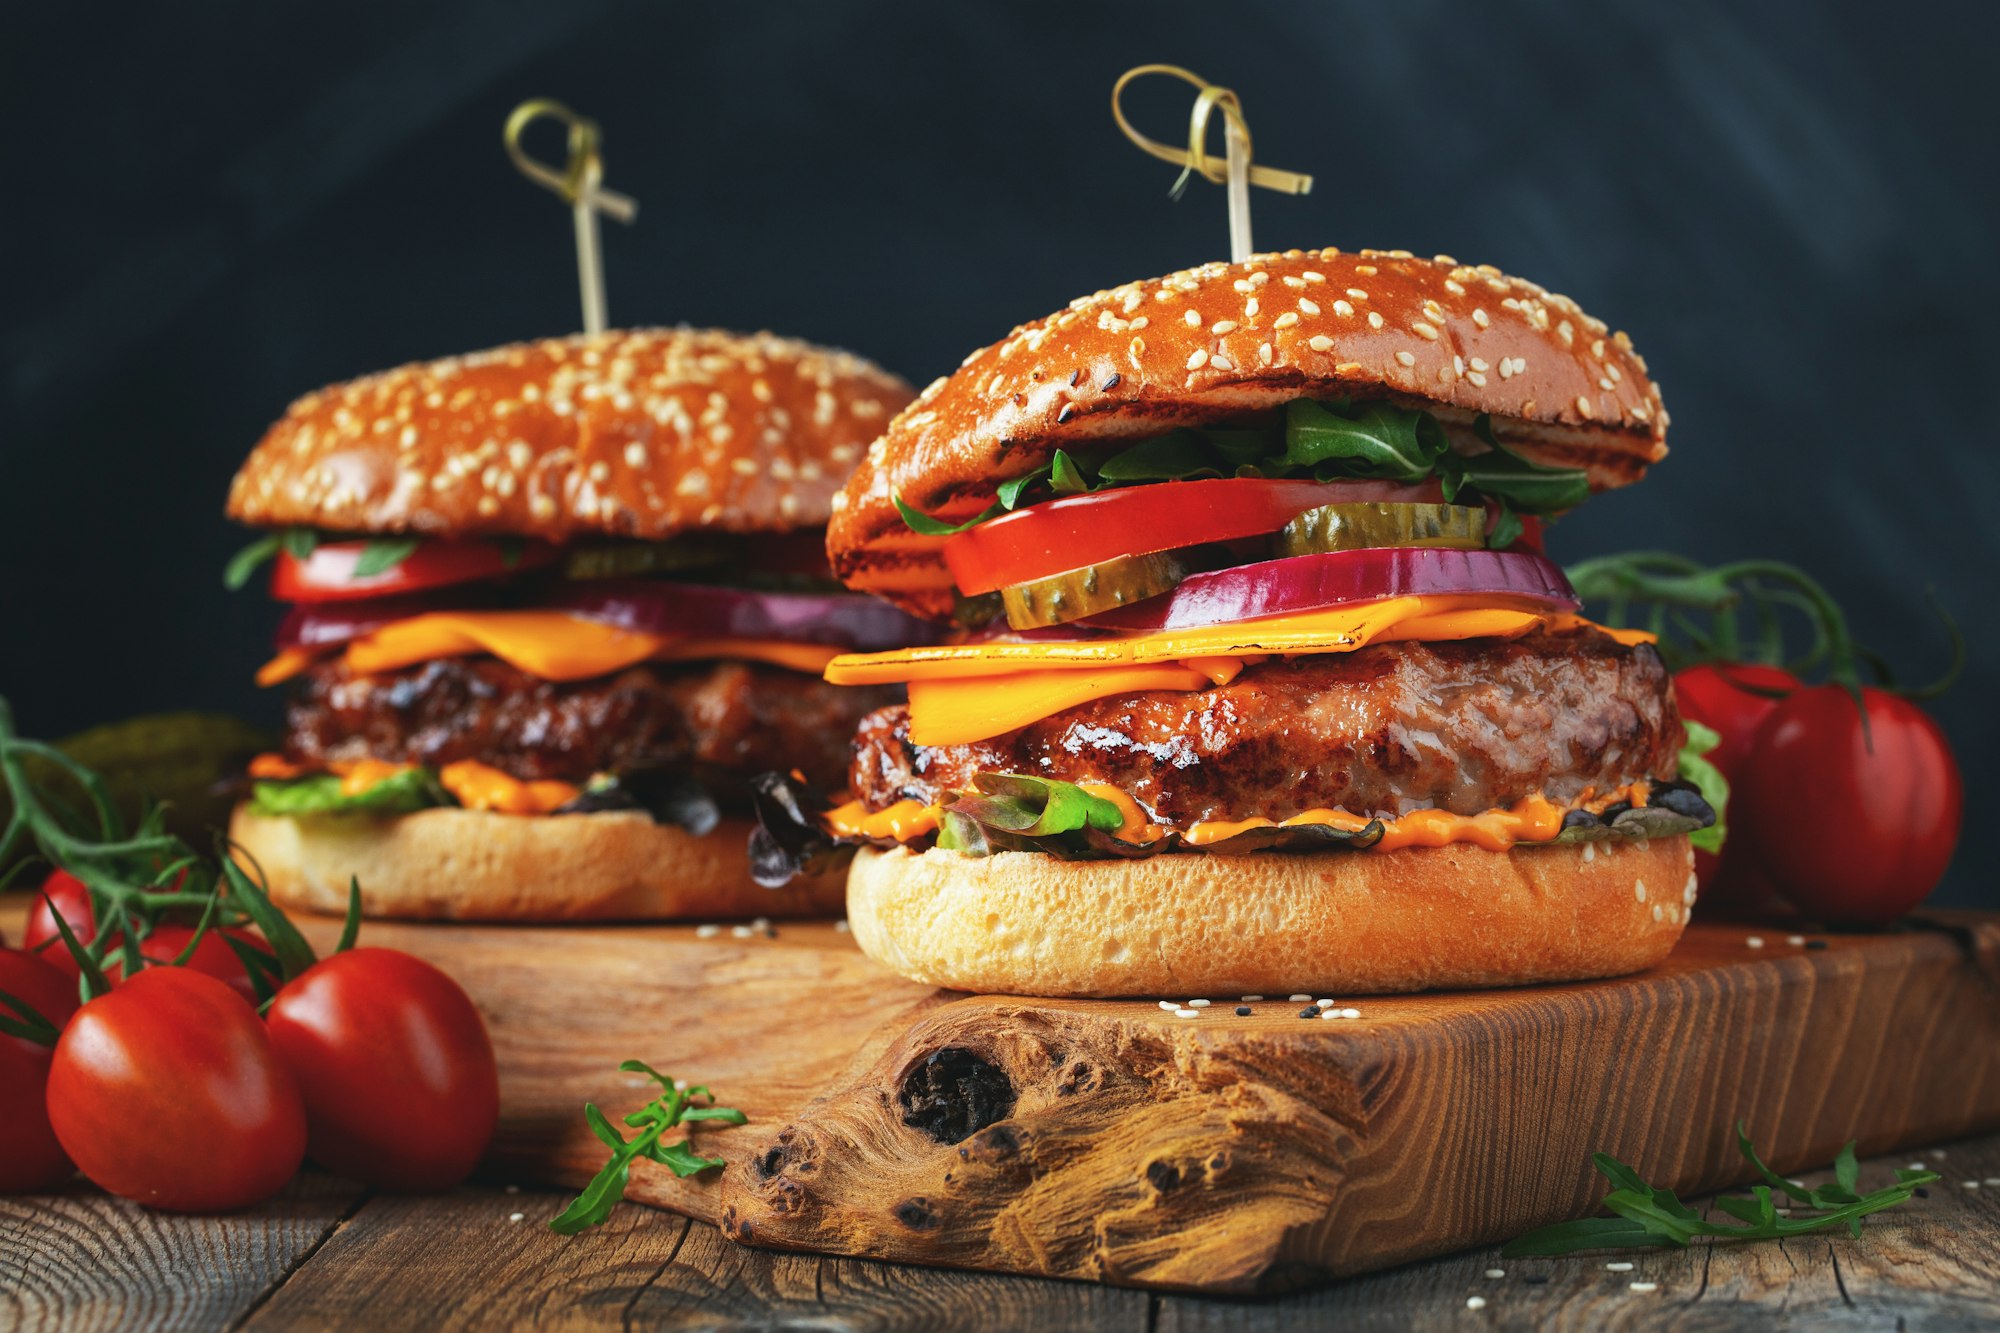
564,538,734,580
1275,501,1485,556
1000,551,1189,629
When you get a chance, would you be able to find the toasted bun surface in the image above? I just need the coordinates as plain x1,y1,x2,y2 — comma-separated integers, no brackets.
232,805,843,922
845,837,1694,997
228,328,913,541
829,248,1667,617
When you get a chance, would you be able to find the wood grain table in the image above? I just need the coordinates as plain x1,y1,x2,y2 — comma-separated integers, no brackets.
3,1133,1996,1331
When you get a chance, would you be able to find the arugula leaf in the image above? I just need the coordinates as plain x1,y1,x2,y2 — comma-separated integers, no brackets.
248,769,445,818
1504,1125,1940,1257
1281,399,1445,478
948,774,1126,838
1047,450,1092,495
551,1060,744,1235
351,536,423,578
894,493,1004,536
1677,721,1730,854
1095,431,1225,483
223,528,319,590
223,534,280,591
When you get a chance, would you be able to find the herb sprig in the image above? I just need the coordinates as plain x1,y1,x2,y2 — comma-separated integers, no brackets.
1504,1123,1940,1256
222,528,433,590
893,397,1588,546
550,1061,747,1235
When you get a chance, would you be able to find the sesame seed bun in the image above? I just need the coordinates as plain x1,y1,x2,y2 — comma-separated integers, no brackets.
227,328,913,541
827,248,1667,617
843,836,1694,998
230,804,844,922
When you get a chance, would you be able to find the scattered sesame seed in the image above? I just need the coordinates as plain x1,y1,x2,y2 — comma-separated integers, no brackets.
1209,355,1234,371
1396,351,1417,367
509,1212,526,1223
1472,308,1490,328
1297,1007,1320,1019
1485,1268,1505,1279
1466,1297,1487,1311
695,924,721,939
1158,1000,1178,1011
1174,1007,1201,1018
1187,349,1209,371
1235,1006,1252,1016
505,1184,521,1195
1367,311,1384,329
1332,299,1354,317
1466,371,1488,387
835,919,850,933
1787,934,1806,946
1746,936,1765,948
1299,298,1321,316
731,925,754,939
1316,998,1336,1009
1986,1177,2000,1186
1606,1261,1634,1272
1210,320,1238,334
1242,995,1264,1002
1346,288,1368,300
1189,998,1212,1008
1629,1282,1658,1293
1274,312,1301,329
1806,940,1827,950
1411,321,1438,340
1289,994,1312,1002
1342,1008,1361,1018
1185,309,1202,327
1308,335,1335,352
1963,1180,1980,1190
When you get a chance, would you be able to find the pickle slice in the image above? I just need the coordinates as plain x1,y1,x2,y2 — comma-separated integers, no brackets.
1275,501,1485,556
1001,551,1190,629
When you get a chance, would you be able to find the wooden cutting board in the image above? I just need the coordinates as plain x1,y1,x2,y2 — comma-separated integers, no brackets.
7,898,1997,1294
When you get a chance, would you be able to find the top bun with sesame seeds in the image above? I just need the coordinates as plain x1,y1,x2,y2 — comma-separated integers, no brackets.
826,248,1667,618
228,327,913,539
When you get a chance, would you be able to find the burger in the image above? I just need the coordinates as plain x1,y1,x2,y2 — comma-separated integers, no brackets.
753,247,1719,996
224,327,929,921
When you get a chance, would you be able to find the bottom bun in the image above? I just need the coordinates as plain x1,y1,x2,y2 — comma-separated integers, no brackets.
231,805,844,922
846,837,1696,997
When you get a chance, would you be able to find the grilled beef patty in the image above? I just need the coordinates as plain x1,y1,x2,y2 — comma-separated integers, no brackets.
286,657,897,791
850,626,1681,826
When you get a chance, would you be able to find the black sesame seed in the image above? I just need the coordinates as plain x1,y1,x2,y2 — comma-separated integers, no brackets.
1055,404,1074,424
1235,1006,1252,1016
1523,1274,1550,1286
1067,369,1081,387
1806,940,1828,950
1915,1187,1930,1198
1298,1007,1319,1019
1101,372,1122,391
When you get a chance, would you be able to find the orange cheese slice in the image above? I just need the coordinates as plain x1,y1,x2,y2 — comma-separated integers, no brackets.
256,612,841,685
438,760,580,814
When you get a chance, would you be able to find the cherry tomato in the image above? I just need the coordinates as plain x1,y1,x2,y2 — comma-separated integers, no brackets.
1734,686,1963,926
0,948,81,1193
47,968,306,1212
271,538,557,603
265,949,498,1192
115,925,272,1006
24,869,97,976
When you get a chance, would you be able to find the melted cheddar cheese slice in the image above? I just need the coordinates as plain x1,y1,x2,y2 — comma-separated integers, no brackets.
257,611,841,685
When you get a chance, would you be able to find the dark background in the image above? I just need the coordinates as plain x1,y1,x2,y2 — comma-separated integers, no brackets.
2,1,1992,905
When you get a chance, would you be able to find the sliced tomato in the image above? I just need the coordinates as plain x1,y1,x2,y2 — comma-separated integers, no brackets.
272,539,558,603
940,479,1537,595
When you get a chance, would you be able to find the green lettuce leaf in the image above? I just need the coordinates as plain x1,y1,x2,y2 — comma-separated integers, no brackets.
1676,720,1730,854
248,768,445,818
